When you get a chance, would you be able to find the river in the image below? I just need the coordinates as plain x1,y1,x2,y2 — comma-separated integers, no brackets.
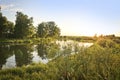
0,40,93,69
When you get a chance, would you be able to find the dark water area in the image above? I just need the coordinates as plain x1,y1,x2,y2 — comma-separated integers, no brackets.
0,40,93,69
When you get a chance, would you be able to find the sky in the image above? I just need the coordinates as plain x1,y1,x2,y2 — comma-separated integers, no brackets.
0,0,120,36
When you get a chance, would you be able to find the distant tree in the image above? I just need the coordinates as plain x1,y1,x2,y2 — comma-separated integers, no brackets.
47,21,60,38
14,12,35,38
105,34,115,39
37,22,48,38
37,21,60,38
0,12,14,38
99,34,104,38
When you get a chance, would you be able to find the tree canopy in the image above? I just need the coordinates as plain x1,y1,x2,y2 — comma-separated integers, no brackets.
0,12,14,38
14,12,35,39
37,21,60,38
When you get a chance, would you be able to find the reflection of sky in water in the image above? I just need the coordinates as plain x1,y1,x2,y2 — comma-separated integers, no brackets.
32,51,48,64
2,55,16,69
56,40,93,47
2,51,49,69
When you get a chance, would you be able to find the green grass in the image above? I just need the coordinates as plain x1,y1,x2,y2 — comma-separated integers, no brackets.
0,38,55,44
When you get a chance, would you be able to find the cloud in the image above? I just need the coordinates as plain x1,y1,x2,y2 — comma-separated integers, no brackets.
1,4,14,10
0,4,23,12
9,8,23,12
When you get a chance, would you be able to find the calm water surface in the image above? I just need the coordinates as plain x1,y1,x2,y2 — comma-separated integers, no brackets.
0,40,93,69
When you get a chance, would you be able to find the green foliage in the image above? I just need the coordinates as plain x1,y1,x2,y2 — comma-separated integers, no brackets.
96,38,116,48
60,36,95,42
37,21,60,38
14,12,35,39
37,22,48,38
0,12,14,38
0,63,49,80
50,43,120,80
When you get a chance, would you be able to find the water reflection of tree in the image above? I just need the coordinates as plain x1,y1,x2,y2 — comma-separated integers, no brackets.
37,42,60,59
0,42,60,69
0,45,13,69
12,44,34,67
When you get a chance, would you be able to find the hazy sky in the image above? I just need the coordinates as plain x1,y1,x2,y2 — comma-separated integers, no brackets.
0,0,120,36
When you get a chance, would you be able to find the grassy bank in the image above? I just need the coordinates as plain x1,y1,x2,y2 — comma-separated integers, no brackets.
0,38,55,44
0,39,120,80
1,35,120,44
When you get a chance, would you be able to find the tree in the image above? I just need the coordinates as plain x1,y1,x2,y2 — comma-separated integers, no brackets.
37,21,60,38
37,22,48,38
14,12,35,38
47,21,60,38
0,12,14,38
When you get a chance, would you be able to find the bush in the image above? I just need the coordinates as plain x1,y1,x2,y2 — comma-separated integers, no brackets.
96,38,116,48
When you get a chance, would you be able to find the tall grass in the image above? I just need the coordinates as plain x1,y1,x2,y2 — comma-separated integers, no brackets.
49,43,120,80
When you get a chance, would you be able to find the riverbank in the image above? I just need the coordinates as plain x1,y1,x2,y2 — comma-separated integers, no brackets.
1,35,120,44
0,38,56,44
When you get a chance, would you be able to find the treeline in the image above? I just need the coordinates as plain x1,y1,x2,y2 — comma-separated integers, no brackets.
61,34,120,43
60,36,94,42
0,11,60,39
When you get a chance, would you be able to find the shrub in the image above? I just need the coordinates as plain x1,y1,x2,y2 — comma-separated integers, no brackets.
96,38,116,48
